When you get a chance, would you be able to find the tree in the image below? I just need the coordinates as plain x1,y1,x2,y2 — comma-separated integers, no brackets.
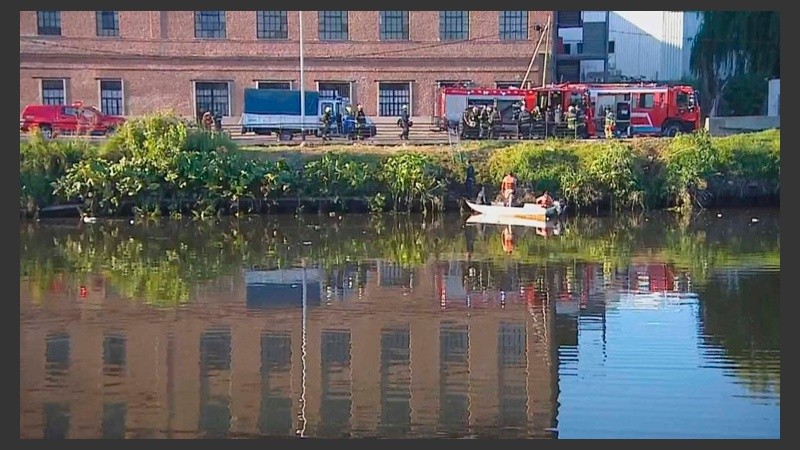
690,12,780,117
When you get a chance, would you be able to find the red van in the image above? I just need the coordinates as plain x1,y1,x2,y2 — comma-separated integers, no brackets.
20,102,126,138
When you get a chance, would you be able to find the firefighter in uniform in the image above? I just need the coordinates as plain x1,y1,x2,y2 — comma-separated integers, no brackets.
355,104,367,139
461,106,476,138
566,105,577,137
488,105,500,139
399,105,411,140
604,106,616,139
479,106,490,139
320,106,333,141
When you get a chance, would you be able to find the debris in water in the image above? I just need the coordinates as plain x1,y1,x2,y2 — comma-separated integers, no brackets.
717,213,723,218
751,217,759,223
302,241,313,245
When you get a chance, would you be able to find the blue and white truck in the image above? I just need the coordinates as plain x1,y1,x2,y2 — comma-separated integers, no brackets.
240,88,377,141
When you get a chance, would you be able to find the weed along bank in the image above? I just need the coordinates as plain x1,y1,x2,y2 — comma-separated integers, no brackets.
20,114,779,219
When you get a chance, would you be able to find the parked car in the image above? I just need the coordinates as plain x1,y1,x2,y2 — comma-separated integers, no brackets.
20,102,126,138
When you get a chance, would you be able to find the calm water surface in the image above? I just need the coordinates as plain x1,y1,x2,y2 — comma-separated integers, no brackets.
19,208,780,439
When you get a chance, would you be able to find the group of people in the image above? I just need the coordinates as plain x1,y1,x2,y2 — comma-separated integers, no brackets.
470,170,553,208
461,104,501,139
319,103,371,141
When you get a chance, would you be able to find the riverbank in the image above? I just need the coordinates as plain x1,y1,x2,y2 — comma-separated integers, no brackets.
20,113,779,218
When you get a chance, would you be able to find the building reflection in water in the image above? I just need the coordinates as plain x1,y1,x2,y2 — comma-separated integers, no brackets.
22,256,684,438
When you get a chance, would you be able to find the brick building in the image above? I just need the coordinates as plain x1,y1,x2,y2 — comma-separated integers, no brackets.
20,262,557,438
19,11,553,121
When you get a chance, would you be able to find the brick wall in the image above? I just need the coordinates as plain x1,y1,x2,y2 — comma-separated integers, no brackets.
20,11,553,118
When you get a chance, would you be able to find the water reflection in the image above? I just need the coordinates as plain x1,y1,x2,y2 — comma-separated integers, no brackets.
19,209,780,438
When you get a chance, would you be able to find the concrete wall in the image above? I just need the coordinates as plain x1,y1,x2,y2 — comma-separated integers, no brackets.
768,79,780,117
705,115,780,136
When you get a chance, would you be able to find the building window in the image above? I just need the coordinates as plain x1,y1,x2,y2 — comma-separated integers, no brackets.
557,11,582,28
37,11,61,36
102,403,126,439
378,82,410,117
638,93,655,108
96,11,119,37
256,81,292,90
41,79,66,105
608,40,615,54
380,11,409,41
576,42,584,54
499,11,528,40
439,11,468,41
496,81,520,89
103,335,126,367
195,11,226,39
99,80,123,116
195,82,230,120
318,81,351,101
438,80,472,88
319,11,348,41
257,11,288,40
563,43,572,55
45,333,71,369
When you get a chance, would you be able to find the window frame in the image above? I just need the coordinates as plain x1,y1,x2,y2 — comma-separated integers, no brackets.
439,11,469,41
317,81,353,102
255,80,293,90
318,11,349,41
98,79,124,116
37,11,61,36
377,81,412,117
41,79,67,105
379,11,409,41
499,11,528,41
193,81,232,120
194,11,227,39
256,11,288,40
96,11,120,37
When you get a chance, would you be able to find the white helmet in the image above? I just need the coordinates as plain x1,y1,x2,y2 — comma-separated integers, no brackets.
325,106,331,113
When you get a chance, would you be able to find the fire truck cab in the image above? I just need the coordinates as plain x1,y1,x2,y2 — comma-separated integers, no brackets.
584,83,701,137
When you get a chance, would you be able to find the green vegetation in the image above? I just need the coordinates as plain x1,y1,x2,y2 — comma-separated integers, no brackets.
20,113,780,217
690,11,779,117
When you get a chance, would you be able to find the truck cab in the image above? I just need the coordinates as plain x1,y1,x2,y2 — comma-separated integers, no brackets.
317,97,377,140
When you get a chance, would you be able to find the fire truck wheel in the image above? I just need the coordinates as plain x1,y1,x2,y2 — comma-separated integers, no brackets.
662,121,681,137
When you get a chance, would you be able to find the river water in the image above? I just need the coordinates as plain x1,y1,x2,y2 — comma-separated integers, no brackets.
19,208,780,439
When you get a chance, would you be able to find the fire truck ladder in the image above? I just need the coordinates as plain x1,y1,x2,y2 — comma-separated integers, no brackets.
447,125,466,165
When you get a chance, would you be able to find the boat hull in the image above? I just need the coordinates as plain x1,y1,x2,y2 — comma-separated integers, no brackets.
465,200,562,221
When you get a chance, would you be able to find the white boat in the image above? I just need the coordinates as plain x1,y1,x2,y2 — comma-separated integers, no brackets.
465,200,564,221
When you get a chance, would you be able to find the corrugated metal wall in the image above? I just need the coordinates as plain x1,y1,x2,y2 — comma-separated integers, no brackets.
660,12,684,80
608,11,666,80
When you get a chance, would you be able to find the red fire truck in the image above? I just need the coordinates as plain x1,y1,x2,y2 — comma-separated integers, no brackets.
432,82,700,139
432,84,595,139
584,83,701,137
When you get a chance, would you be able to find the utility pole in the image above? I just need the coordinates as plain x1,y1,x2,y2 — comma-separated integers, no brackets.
299,11,306,141
542,15,551,87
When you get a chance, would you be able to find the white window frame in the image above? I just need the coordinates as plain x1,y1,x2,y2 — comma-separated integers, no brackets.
254,80,293,90
40,78,67,105
192,80,232,119
376,81,412,117
495,81,522,89
315,80,354,102
96,78,125,115
437,80,472,88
